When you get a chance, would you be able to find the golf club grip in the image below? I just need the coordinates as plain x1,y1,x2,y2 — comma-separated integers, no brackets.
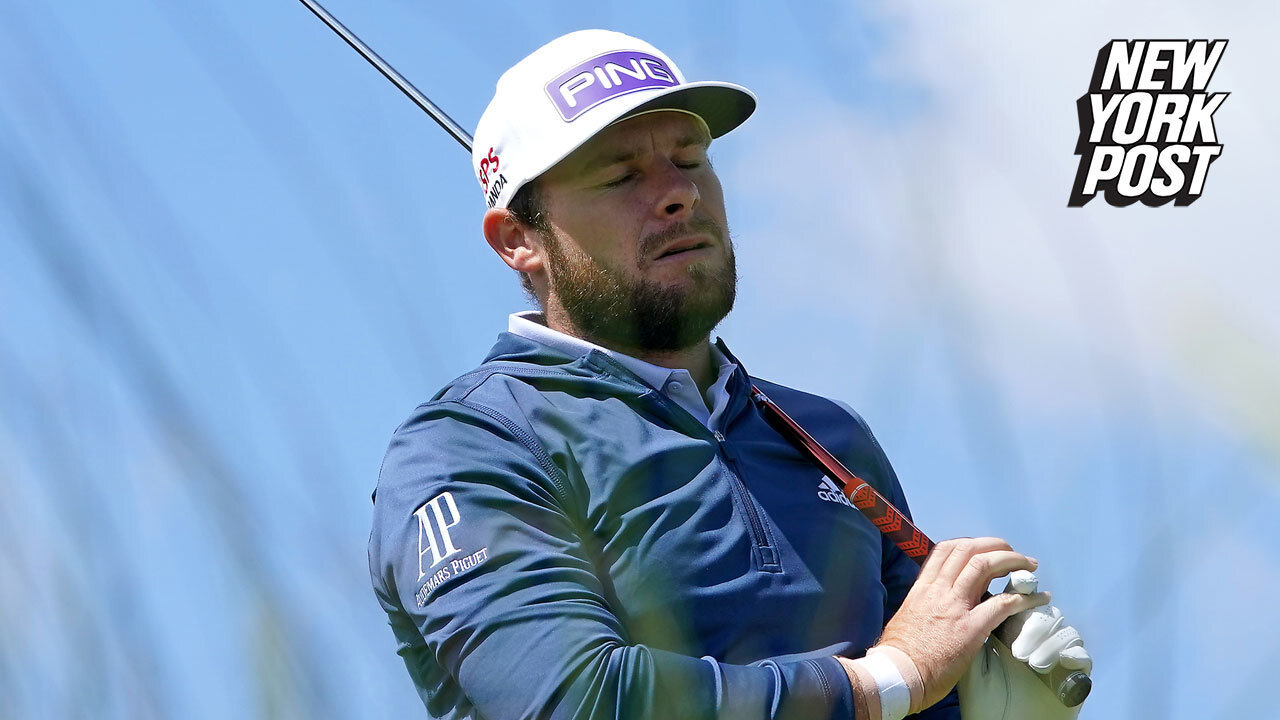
750,386,1090,707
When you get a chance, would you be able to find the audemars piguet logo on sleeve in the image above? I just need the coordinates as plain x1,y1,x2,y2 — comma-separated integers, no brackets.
413,491,489,607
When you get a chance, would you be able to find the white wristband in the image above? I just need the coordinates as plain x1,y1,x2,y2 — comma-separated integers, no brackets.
858,653,911,720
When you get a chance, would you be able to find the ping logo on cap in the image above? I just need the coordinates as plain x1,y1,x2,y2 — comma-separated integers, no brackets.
545,50,678,121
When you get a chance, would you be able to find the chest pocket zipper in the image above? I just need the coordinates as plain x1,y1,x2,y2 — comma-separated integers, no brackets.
714,431,782,573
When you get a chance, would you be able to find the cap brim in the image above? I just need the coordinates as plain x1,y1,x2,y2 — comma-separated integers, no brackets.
619,81,756,138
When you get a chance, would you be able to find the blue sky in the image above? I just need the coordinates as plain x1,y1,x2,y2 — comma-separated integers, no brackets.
2,1,1278,717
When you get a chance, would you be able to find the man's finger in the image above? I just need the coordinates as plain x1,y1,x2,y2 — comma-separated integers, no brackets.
917,538,961,585
936,537,1012,585
1010,605,1064,661
1059,644,1093,674
1028,626,1083,672
1004,569,1038,594
974,589,1051,633
954,550,1037,599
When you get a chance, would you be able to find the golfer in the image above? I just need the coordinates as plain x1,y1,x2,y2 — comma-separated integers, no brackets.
369,29,1091,719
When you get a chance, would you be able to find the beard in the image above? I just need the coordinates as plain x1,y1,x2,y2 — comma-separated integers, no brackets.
540,217,737,352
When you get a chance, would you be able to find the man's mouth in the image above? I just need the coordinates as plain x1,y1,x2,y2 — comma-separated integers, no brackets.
654,236,712,260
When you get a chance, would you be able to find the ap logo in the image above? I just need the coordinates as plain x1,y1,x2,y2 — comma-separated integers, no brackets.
415,491,463,580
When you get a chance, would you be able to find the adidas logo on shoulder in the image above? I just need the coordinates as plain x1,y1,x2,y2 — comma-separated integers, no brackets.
816,476,853,507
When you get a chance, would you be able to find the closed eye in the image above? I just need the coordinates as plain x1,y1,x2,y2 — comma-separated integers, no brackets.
601,172,635,189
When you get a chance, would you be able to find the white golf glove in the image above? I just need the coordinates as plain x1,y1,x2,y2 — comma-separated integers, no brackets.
958,571,1093,720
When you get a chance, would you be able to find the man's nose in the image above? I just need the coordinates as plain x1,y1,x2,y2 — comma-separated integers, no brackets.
652,159,699,219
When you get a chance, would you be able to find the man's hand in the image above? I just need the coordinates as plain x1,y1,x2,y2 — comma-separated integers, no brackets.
1001,570,1092,676
875,537,1052,710
958,572,1093,719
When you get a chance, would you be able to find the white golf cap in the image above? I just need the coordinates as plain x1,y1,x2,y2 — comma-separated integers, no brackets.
472,29,756,210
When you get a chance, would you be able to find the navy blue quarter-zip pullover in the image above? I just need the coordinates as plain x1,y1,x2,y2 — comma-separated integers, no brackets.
369,332,960,719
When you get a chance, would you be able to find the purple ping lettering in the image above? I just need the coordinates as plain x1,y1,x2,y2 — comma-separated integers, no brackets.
546,50,679,121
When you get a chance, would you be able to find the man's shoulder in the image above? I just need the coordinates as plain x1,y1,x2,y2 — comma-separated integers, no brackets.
404,332,588,417
373,359,580,524
386,357,574,461
748,376,869,430
377,333,625,494
746,374,898,485
423,359,548,406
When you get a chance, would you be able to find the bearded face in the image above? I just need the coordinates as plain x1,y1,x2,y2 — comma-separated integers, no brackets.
521,112,739,353
539,215,737,352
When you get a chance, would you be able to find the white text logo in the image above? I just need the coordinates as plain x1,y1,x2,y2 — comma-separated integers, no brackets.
816,476,853,507
415,491,463,580
1069,39,1227,207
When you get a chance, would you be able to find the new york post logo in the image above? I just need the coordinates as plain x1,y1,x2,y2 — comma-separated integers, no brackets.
545,50,678,122
1069,40,1228,207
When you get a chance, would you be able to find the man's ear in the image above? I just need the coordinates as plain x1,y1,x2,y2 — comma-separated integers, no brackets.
482,208,545,275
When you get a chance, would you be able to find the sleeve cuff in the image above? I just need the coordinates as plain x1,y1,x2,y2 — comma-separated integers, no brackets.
813,655,859,719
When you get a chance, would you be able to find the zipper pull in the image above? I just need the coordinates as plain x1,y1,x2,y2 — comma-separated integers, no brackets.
713,431,726,442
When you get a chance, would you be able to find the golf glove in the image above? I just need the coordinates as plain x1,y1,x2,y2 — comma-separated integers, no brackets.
958,571,1092,719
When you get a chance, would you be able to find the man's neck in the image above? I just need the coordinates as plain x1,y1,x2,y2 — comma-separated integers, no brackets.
543,309,717,391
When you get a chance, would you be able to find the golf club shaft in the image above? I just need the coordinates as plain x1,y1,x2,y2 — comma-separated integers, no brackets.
298,0,473,151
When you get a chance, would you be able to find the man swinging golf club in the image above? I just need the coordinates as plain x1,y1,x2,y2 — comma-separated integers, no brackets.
369,29,1092,719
